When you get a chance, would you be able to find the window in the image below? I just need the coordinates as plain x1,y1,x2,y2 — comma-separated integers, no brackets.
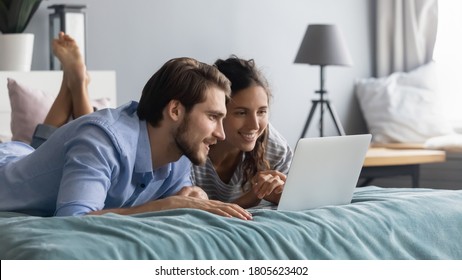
433,0,462,127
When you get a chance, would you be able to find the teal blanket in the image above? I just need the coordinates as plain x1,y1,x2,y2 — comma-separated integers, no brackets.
1,187,461,259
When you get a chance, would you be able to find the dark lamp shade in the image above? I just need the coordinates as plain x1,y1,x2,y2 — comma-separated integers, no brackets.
294,24,353,66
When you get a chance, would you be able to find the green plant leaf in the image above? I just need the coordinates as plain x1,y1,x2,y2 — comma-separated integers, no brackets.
0,0,42,33
0,1,9,32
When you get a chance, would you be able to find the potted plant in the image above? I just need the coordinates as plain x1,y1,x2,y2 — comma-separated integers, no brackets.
0,0,43,71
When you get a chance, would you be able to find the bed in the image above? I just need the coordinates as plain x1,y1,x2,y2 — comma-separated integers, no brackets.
1,72,462,260
1,186,461,259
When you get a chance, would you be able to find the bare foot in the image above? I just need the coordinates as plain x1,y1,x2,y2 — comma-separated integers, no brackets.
52,32,88,89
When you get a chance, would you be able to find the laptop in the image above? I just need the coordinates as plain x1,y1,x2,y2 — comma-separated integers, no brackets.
277,134,371,211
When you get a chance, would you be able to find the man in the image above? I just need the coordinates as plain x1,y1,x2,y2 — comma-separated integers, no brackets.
0,35,252,220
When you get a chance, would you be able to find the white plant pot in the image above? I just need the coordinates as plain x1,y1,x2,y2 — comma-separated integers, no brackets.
0,33,35,71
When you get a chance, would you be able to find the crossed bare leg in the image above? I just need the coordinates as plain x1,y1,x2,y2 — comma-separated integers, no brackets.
44,32,93,127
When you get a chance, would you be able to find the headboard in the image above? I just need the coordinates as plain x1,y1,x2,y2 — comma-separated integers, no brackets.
0,71,117,140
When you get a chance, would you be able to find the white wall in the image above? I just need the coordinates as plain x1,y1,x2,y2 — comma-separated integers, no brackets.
27,0,373,148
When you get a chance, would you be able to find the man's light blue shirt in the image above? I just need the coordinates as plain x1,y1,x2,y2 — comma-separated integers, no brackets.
0,101,192,216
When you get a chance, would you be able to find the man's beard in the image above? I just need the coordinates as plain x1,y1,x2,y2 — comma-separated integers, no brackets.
174,117,205,166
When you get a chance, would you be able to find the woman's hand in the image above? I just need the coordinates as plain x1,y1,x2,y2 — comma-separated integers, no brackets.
251,170,287,203
232,170,287,208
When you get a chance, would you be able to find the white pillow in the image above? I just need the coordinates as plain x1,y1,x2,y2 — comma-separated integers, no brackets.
355,62,454,143
425,134,462,153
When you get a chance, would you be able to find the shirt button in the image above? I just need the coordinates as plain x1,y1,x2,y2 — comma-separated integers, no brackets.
140,184,146,188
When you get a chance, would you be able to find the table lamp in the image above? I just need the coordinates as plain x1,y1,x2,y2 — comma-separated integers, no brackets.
295,24,353,137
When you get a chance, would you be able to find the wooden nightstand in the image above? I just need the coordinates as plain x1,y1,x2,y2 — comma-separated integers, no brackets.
359,147,446,188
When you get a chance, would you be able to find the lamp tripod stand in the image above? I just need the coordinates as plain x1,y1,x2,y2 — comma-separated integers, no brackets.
300,65,345,138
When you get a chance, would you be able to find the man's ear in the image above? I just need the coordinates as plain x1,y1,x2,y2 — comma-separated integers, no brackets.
165,100,184,121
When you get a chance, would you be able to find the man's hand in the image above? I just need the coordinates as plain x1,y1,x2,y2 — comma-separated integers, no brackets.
176,186,208,200
165,195,253,220
89,192,253,220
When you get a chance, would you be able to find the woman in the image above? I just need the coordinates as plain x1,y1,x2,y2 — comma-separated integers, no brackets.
30,31,93,148
191,56,293,208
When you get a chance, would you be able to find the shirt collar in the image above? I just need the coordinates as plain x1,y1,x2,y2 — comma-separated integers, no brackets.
133,120,171,183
